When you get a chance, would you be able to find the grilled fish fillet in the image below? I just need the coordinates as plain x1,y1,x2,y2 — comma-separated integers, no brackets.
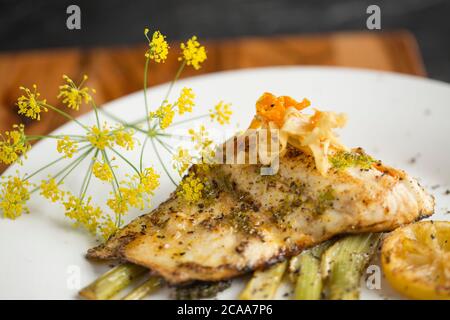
87,146,434,283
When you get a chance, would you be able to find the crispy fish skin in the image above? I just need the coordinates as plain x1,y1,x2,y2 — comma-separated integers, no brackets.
87,146,434,284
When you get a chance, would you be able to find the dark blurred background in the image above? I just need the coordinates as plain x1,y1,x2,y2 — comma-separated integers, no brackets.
0,0,449,81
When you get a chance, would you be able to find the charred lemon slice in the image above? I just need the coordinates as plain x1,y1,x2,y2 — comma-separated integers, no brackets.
381,221,450,300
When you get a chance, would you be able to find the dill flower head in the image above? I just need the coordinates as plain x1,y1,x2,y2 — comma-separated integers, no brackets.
189,126,216,163
106,190,130,215
107,167,159,215
112,126,135,150
176,87,195,115
0,175,31,219
87,124,113,150
0,124,29,165
40,178,64,202
92,160,113,182
177,172,205,203
179,36,207,70
99,215,117,240
145,29,169,63
150,102,175,129
57,75,94,111
63,194,101,234
188,125,213,151
173,147,192,175
16,85,48,120
138,167,160,193
210,101,232,125
56,136,78,158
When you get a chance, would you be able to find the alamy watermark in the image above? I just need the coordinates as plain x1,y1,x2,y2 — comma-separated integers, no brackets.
366,5,381,30
66,5,81,30
173,128,281,176
366,264,381,290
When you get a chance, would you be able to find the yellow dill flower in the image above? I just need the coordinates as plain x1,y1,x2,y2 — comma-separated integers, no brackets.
107,167,159,215
179,36,207,70
177,172,205,203
210,101,232,125
87,124,113,150
173,147,192,175
57,75,94,111
0,175,31,219
0,124,29,165
112,126,135,150
138,167,160,193
150,103,175,129
106,191,129,215
56,136,78,158
188,125,213,151
16,85,48,120
144,29,169,63
99,215,117,240
188,126,216,163
176,87,195,115
40,178,64,202
63,194,101,234
92,160,113,182
121,187,145,210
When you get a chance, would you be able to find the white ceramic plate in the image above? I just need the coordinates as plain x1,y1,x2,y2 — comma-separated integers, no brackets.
1,66,450,300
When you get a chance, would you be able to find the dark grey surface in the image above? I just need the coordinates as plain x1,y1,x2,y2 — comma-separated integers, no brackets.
0,0,449,81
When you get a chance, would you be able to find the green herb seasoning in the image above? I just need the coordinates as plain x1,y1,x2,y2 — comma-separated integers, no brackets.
315,187,335,214
329,149,375,170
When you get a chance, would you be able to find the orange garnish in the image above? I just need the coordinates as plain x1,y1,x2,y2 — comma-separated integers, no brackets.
255,92,310,127
372,161,404,179
249,118,262,129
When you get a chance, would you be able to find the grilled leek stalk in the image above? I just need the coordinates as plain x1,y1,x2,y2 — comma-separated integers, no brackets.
79,263,147,300
321,233,381,300
122,276,163,300
239,261,287,300
292,241,332,300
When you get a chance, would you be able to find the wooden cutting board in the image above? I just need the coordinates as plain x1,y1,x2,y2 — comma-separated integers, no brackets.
0,31,425,172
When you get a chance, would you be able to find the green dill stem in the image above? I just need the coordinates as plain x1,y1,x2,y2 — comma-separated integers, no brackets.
43,103,89,130
29,148,93,194
157,132,190,141
150,138,177,186
143,57,151,129
98,108,137,129
139,136,149,173
155,136,174,155
162,60,186,103
108,147,140,176
129,109,208,130
169,114,210,127
101,150,120,195
79,263,147,300
91,100,101,127
137,119,159,175
26,134,86,141
23,144,91,182
24,156,69,183
79,149,99,200
129,61,186,128
122,277,162,300
101,150,123,227
121,123,148,135
56,148,94,185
